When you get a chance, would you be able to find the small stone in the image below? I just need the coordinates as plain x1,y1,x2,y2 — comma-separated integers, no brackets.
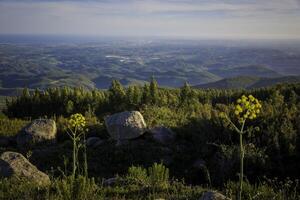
199,191,230,200
93,140,104,148
103,177,117,186
86,137,101,147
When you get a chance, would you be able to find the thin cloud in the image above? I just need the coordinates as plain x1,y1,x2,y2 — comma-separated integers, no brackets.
0,0,299,39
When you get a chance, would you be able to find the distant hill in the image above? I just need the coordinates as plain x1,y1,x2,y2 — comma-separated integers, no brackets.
194,76,300,89
207,64,280,78
1,41,300,90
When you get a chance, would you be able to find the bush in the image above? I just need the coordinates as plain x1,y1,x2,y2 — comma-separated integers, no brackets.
52,175,103,200
0,118,29,137
126,166,149,187
224,178,300,200
0,177,49,200
125,163,169,191
148,163,169,190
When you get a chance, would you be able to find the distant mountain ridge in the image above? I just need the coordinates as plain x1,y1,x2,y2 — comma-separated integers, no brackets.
1,41,300,91
194,76,300,89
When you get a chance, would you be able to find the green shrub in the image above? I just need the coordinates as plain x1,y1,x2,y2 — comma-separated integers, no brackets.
125,163,169,191
0,177,49,200
126,166,149,187
52,175,103,200
224,178,300,200
148,163,169,190
0,118,29,137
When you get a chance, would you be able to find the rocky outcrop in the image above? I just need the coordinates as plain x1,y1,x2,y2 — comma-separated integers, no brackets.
0,151,50,186
16,119,57,148
105,111,147,141
149,126,175,145
199,191,230,200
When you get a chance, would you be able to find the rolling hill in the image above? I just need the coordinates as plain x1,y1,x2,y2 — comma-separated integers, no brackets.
194,76,300,89
1,38,300,92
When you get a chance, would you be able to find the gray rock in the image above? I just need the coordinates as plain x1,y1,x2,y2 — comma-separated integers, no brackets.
16,119,57,148
192,159,211,186
0,137,10,147
199,191,230,200
86,137,101,147
103,177,117,186
149,126,175,145
193,159,207,169
161,155,173,166
93,140,104,147
0,151,50,186
105,111,147,141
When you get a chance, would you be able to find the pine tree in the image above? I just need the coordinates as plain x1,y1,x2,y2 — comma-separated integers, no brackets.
142,84,151,105
149,76,159,105
179,81,197,105
109,80,126,111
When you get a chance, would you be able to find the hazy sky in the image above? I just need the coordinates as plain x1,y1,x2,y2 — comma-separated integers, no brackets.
0,0,300,39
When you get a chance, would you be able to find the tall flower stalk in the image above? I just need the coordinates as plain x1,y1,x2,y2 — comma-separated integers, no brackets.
221,95,262,200
67,113,88,179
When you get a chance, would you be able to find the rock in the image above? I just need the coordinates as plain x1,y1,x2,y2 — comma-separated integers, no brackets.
193,159,207,169
104,111,147,141
86,137,104,148
191,159,211,185
0,136,16,147
16,119,57,148
93,140,104,148
86,137,101,147
199,191,230,200
0,151,50,186
149,126,175,145
161,155,173,166
103,177,117,186
0,136,10,147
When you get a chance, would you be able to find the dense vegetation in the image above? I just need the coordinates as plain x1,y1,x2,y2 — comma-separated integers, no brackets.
1,80,300,199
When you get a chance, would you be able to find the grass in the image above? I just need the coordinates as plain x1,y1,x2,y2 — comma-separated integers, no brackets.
224,178,300,200
0,170,205,200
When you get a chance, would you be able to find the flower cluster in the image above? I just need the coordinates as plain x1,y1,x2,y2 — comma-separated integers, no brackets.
235,94,262,122
68,113,86,129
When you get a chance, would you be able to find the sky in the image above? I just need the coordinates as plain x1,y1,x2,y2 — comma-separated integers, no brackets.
0,0,300,39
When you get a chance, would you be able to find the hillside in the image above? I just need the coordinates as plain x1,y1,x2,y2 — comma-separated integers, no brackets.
194,75,300,89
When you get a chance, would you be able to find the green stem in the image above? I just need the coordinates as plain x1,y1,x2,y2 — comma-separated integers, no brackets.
83,132,88,178
238,119,246,200
72,135,76,179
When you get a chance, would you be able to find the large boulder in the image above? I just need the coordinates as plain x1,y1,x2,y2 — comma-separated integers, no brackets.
0,151,50,186
199,191,230,200
16,119,57,148
149,126,175,145
104,111,147,141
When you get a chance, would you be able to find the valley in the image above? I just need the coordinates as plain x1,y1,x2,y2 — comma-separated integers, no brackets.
1,38,300,95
